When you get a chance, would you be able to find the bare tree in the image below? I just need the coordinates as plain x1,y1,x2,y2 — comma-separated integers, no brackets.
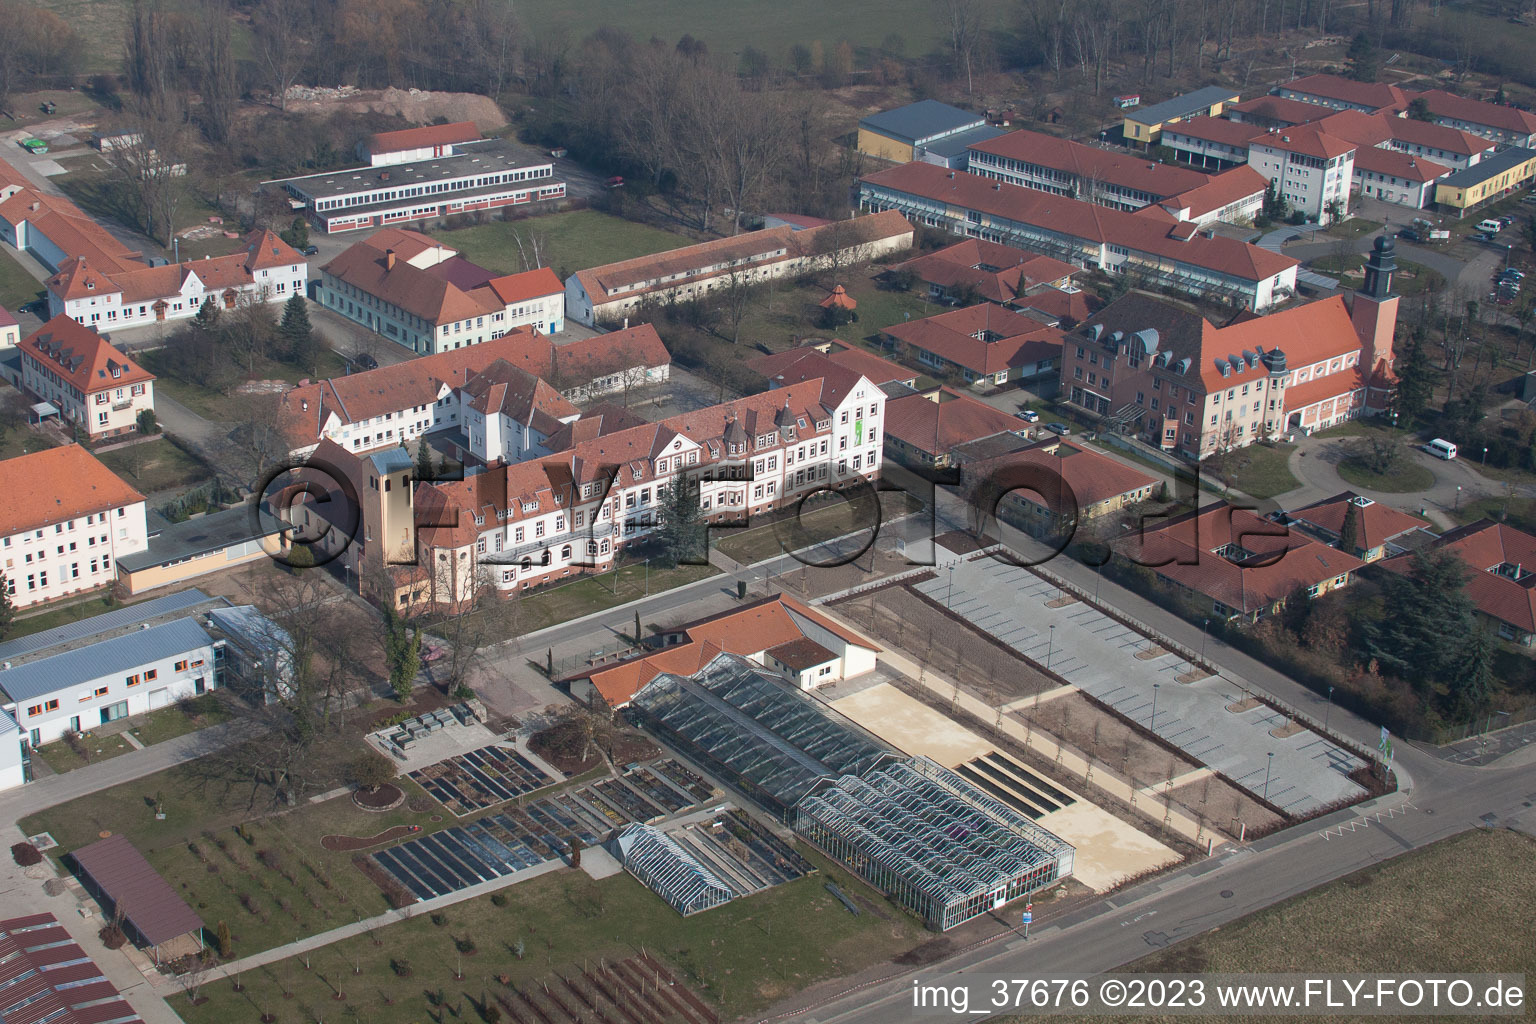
717,91,792,234
715,269,761,345
511,227,550,272
937,0,989,93
251,0,312,110
428,568,524,696
102,117,192,249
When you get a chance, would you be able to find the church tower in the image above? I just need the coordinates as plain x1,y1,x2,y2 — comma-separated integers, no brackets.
1348,235,1401,414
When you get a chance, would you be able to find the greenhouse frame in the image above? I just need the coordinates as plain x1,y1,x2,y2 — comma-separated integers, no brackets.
613,823,736,916
793,756,1075,931
627,654,892,815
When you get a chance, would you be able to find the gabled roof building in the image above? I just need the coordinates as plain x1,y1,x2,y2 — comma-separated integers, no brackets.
19,316,155,439
0,913,144,1024
1380,519,1536,644
881,303,1063,386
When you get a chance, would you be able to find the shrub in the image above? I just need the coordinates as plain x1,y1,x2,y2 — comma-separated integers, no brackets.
489,893,508,908
390,958,413,977
99,924,127,949
10,842,41,867
430,912,448,927
351,749,398,792
454,936,476,954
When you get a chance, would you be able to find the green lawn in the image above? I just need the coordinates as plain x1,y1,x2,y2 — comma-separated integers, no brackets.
1213,442,1299,500
0,423,60,463
8,594,130,640
1123,828,1535,980
0,246,42,311
127,694,232,747
1310,255,1444,296
516,560,719,635
50,167,227,261
1336,456,1435,493
172,847,924,1023
20,766,441,957
436,211,693,278
140,348,350,421
98,436,215,493
717,491,923,565
517,0,951,61
1325,218,1383,240
32,732,135,774
1456,494,1536,532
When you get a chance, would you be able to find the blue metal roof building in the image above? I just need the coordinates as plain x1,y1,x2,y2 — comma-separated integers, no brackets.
859,101,987,162
0,589,212,664
0,619,217,705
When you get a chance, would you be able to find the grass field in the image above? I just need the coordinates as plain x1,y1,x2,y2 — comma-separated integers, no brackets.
127,694,232,747
171,846,924,1023
140,347,350,420
516,0,953,62
0,422,59,464
1309,255,1445,297
1000,829,1536,1024
1336,455,1435,494
436,211,693,278
505,560,718,637
0,246,42,311
717,491,923,565
20,764,440,956
9,593,126,640
32,732,135,774
1213,442,1299,500
98,436,215,493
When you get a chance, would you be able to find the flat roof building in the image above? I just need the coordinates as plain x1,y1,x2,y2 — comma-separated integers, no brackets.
1434,147,1536,213
272,139,565,234
857,101,987,164
1122,86,1240,147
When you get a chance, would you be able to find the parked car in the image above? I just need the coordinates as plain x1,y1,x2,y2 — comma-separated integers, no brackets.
301,244,319,257
1503,268,1526,280
1500,216,1515,226
19,138,47,154
1016,409,1040,423
1397,228,1421,242
18,299,46,315
549,147,568,158
604,175,625,188
350,352,378,370
1045,422,1071,436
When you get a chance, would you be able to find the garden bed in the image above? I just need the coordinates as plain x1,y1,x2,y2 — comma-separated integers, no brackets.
352,783,405,811
320,824,422,852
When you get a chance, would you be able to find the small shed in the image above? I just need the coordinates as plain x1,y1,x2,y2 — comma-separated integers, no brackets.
69,834,204,962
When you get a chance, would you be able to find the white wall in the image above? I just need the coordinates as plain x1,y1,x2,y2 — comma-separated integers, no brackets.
6,640,218,746
1,501,148,609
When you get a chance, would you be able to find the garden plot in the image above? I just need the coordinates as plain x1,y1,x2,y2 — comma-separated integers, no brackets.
408,743,555,815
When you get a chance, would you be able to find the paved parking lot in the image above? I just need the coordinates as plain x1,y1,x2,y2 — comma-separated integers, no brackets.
915,550,1367,816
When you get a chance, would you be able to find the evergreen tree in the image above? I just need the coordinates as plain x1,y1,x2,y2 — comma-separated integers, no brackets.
1407,96,1433,121
193,296,220,332
653,475,706,567
279,215,309,251
278,294,318,370
215,920,233,959
1454,623,1497,719
1393,328,1434,426
416,435,435,481
1261,181,1288,220
0,572,13,642
1495,83,1508,106
384,610,422,702
1359,549,1474,685
1338,499,1360,557
1346,32,1378,82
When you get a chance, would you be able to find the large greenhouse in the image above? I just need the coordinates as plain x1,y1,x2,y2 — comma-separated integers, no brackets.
627,653,892,815
794,756,1076,931
614,823,736,916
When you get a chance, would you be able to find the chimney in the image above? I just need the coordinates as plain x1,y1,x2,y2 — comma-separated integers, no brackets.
386,249,396,271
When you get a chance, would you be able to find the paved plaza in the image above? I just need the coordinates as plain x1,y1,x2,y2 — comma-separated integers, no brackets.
913,550,1367,815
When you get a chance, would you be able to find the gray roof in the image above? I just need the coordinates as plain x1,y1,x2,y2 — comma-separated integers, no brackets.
1439,147,1536,189
922,124,1008,159
0,617,215,704
0,589,213,664
367,448,415,475
1125,87,1241,127
274,138,549,200
118,506,289,572
860,100,985,145
208,605,290,657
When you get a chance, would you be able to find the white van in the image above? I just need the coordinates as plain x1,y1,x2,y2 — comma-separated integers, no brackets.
1478,219,1502,234
1425,438,1458,460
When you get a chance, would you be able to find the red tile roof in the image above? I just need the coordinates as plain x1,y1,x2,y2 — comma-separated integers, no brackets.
367,121,482,155
1250,127,1356,160
1348,145,1448,183
570,594,878,705
883,303,1063,376
571,211,912,307
969,128,1212,198
461,359,579,434
967,440,1158,512
1229,95,1330,126
0,445,144,535
893,239,1077,303
0,155,28,193
1380,114,1492,156
1310,109,1395,148
20,315,154,395
1412,89,1536,135
1286,491,1427,553
486,266,565,306
1,189,142,276
0,914,142,1024
1160,115,1264,148
861,162,1296,283
884,387,1022,455
1163,165,1269,220
322,241,500,324
1381,519,1536,631
1281,74,1408,112
68,834,204,946
1123,501,1364,615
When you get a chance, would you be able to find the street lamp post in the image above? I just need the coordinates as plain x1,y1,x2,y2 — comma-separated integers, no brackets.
947,563,956,609
1325,685,1335,734
644,558,650,597
1200,618,1209,664
1046,623,1057,672
1456,485,1462,511
1262,751,1274,802
1483,446,1489,466
1150,682,1160,734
